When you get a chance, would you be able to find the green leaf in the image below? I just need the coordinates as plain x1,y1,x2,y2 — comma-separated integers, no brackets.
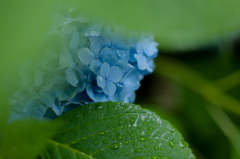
0,120,61,159
0,91,9,131
65,0,240,50
43,102,194,159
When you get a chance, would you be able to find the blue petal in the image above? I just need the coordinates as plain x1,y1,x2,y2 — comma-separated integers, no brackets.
123,69,140,91
87,72,95,83
100,62,111,77
96,33,111,46
103,80,116,96
129,49,137,63
90,59,102,74
99,48,118,64
108,87,122,101
23,98,38,112
84,24,101,36
38,93,55,109
90,38,102,55
76,82,86,93
116,49,129,63
34,71,45,87
76,63,91,76
107,66,124,83
110,33,129,50
43,108,58,119
78,33,88,48
136,35,158,57
86,84,107,102
78,48,95,65
59,86,77,101
70,32,79,50
123,91,136,103
76,69,86,82
66,68,79,87
134,54,148,71
97,75,106,89
59,53,74,68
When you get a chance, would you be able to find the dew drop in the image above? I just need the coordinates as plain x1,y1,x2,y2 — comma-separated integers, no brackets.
169,128,174,133
123,141,129,145
110,135,114,140
154,146,158,150
103,139,108,144
151,156,157,159
116,133,123,141
148,126,153,131
148,139,153,143
107,123,111,128
110,144,119,150
119,120,123,124
130,131,134,138
180,138,188,147
71,141,77,144
134,148,142,153
168,141,175,148
98,132,105,136
158,152,162,157
130,118,135,123
94,139,99,145
137,136,147,142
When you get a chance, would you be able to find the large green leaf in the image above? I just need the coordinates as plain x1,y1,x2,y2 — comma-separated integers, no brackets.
65,0,240,50
42,102,194,159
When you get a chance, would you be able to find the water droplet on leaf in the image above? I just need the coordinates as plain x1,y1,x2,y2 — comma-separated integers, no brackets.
137,136,147,141
103,139,108,144
94,139,99,145
168,141,175,148
134,148,142,153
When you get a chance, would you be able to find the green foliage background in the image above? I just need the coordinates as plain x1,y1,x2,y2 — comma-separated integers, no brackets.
1,0,240,158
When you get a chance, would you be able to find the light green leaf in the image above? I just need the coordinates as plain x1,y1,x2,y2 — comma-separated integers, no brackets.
65,0,240,50
0,120,60,159
43,102,194,159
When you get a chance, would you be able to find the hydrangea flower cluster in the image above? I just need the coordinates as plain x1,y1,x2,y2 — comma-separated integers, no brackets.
10,11,158,119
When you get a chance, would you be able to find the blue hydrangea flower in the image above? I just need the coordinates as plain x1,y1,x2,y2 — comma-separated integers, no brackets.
10,9,158,120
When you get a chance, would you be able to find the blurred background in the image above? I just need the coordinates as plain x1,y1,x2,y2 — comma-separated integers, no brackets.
137,41,240,159
1,0,240,159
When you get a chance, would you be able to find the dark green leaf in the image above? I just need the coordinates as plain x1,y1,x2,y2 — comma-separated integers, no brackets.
43,102,194,159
